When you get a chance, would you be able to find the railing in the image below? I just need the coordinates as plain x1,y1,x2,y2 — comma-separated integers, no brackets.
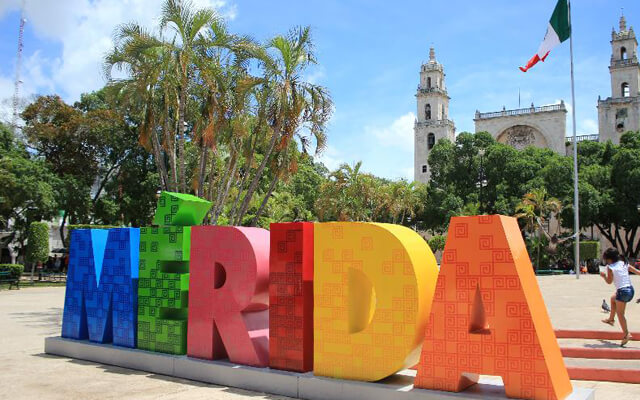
599,96,637,104
416,86,447,95
415,119,454,128
566,134,599,143
475,103,566,120
611,57,638,67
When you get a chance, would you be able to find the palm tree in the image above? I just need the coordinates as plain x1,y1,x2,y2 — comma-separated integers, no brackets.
387,180,420,225
515,188,563,270
160,0,219,193
104,23,173,190
516,188,562,233
315,162,369,222
234,26,333,225
193,24,259,199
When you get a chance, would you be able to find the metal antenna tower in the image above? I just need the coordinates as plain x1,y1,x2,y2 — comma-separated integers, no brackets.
12,0,26,133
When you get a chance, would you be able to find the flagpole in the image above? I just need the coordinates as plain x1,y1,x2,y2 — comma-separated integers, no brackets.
568,0,580,279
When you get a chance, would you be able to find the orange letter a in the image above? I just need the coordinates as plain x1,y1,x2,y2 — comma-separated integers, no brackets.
414,215,572,400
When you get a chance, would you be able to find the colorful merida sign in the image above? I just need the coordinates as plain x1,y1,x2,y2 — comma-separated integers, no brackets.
60,191,572,400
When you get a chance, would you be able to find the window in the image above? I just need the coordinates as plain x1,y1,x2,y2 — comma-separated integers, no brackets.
427,133,436,150
427,77,431,88
622,82,630,97
621,47,628,60
421,165,428,173
425,104,431,120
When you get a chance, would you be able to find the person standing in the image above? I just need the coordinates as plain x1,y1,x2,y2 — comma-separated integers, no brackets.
601,247,640,346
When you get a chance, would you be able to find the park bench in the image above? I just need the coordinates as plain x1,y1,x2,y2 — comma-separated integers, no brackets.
0,270,20,290
536,269,564,276
39,270,66,282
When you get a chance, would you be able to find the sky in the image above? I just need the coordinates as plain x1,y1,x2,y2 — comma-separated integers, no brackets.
0,0,638,180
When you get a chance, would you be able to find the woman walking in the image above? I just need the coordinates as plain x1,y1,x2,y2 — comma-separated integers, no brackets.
601,247,640,346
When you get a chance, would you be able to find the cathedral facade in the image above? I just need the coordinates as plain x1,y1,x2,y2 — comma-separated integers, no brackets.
414,15,640,182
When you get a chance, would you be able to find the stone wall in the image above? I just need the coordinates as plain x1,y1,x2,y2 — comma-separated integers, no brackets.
474,106,567,155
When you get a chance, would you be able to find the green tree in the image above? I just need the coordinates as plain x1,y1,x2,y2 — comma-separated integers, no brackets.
26,221,49,278
0,123,59,257
423,131,567,232
577,132,640,258
160,0,219,192
104,2,332,230
515,189,563,270
235,26,333,225
21,94,141,243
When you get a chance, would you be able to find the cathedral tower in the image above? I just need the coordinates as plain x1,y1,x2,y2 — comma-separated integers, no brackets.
414,47,455,183
598,14,640,143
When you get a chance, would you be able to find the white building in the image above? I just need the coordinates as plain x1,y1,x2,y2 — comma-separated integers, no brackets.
414,15,640,182
474,103,567,155
413,48,455,184
598,15,640,144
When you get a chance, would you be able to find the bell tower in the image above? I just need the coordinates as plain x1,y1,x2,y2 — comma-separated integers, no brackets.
598,14,640,143
414,47,455,183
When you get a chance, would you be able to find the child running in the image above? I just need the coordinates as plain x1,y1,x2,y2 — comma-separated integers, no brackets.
600,247,640,346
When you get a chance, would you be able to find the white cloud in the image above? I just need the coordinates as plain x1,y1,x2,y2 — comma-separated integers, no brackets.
403,167,413,181
315,144,342,171
366,112,415,150
305,66,326,85
580,118,598,134
0,0,236,109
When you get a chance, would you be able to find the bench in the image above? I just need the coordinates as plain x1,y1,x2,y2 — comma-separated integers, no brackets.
536,269,564,276
39,270,66,282
0,271,19,290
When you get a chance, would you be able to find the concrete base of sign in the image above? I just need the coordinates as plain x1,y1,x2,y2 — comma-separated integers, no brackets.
45,337,595,400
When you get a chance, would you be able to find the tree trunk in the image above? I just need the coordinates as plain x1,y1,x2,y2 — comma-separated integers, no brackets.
150,120,169,190
596,224,616,248
212,153,239,225
228,133,258,222
251,173,279,227
210,153,234,222
177,78,188,193
537,240,541,272
207,150,218,202
205,156,219,225
196,143,209,198
92,158,127,206
633,229,640,259
235,129,280,225
59,210,68,249
215,159,239,221
164,97,178,191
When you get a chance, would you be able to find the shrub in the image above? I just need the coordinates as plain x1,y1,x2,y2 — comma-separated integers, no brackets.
26,221,49,264
0,264,24,278
428,235,447,252
67,224,120,231
580,241,600,261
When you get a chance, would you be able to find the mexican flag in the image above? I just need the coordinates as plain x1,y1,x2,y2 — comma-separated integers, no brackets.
520,0,571,72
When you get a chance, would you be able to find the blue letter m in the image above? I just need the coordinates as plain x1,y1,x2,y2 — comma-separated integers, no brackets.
62,228,140,348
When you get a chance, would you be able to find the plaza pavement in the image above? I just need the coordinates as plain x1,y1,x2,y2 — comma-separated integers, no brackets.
1,275,640,399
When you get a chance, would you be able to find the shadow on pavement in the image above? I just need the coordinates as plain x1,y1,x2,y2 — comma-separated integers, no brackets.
584,339,638,349
10,307,62,336
33,353,293,399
